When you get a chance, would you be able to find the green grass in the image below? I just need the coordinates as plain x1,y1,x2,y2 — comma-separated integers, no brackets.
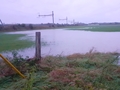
0,33,34,52
67,25,120,32
0,52,120,90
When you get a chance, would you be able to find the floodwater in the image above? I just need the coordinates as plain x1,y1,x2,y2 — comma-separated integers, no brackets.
2,29,120,58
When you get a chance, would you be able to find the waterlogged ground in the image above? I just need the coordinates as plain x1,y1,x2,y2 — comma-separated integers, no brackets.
67,25,120,32
0,33,34,52
0,26,120,90
1,29,120,58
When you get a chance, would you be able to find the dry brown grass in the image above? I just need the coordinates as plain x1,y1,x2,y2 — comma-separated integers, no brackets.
0,61,16,77
49,68,75,83
48,67,103,90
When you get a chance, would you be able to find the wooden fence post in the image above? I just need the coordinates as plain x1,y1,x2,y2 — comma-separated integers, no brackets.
35,32,41,60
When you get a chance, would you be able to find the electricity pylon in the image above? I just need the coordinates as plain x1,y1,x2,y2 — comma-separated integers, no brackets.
0,19,3,25
59,17,68,24
38,11,54,24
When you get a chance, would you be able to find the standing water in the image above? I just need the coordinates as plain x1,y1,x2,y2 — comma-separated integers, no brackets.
1,29,120,58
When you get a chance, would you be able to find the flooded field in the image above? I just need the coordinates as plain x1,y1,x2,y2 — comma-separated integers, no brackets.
1,29,120,58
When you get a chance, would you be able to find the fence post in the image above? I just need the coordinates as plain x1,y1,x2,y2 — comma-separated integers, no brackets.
35,32,41,60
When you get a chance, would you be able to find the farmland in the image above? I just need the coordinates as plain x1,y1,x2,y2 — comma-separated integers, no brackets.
0,33,34,52
67,25,120,32
0,25,120,90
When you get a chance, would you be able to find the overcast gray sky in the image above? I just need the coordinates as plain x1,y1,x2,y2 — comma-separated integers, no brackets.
0,0,120,24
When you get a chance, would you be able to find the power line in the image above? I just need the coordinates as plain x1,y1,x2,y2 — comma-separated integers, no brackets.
59,17,68,24
67,19,76,24
38,11,54,24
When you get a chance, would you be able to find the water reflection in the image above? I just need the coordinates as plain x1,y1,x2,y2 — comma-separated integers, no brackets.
2,29,120,58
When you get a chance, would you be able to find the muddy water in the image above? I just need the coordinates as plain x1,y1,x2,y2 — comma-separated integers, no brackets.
2,29,120,59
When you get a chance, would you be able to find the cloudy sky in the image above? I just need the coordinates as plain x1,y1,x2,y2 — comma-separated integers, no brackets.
0,0,120,24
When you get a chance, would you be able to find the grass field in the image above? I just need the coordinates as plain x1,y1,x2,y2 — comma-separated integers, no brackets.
0,25,120,89
67,25,120,32
0,52,120,90
0,33,34,52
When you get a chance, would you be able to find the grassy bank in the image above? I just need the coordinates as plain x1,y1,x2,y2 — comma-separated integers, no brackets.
0,33,34,52
67,25,120,32
0,52,120,90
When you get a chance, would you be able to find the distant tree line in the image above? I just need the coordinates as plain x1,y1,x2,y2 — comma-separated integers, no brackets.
0,23,86,31
1,22,120,31
89,22,120,25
